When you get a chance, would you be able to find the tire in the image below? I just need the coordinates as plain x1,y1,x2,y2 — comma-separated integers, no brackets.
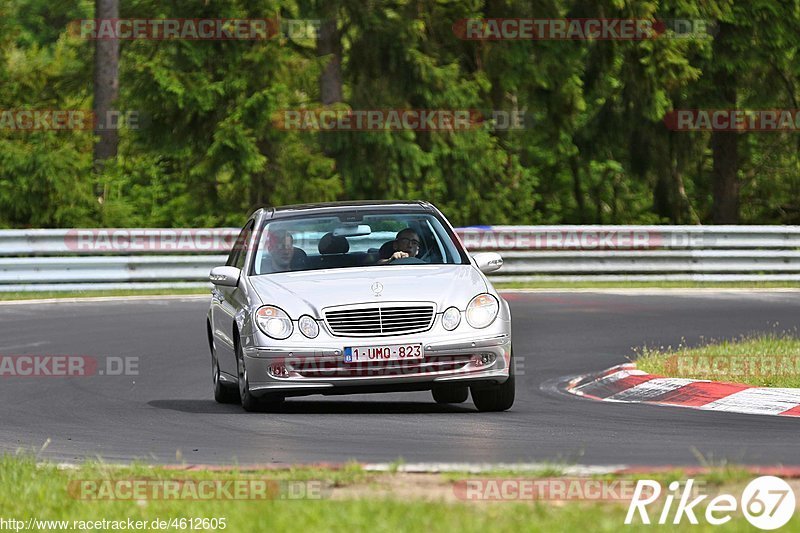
235,336,284,412
209,324,239,404
471,357,515,412
432,385,469,404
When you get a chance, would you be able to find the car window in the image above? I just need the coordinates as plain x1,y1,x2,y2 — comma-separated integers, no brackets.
252,211,468,275
226,221,254,269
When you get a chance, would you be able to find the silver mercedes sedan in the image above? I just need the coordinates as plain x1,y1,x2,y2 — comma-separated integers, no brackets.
206,201,513,412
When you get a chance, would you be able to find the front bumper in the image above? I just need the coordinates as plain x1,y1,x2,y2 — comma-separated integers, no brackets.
241,331,512,398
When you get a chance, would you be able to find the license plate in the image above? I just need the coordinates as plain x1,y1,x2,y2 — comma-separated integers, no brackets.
343,343,423,363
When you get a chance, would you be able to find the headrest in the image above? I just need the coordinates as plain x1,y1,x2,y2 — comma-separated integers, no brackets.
379,240,395,259
318,233,349,255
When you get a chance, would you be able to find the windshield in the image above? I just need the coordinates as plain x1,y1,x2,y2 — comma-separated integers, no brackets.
252,212,468,275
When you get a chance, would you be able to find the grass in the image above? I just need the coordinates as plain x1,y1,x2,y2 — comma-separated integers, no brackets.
0,289,208,301
1,455,797,532
635,333,800,387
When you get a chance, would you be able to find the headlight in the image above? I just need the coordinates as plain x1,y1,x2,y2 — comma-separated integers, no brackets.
298,315,319,339
255,306,293,340
466,294,499,329
442,307,461,331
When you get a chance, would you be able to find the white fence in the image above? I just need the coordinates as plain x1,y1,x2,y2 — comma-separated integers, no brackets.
1,226,799,291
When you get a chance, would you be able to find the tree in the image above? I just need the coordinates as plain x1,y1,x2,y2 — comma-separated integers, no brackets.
93,0,119,177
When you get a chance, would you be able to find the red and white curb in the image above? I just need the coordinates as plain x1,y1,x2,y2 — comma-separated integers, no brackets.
566,363,800,418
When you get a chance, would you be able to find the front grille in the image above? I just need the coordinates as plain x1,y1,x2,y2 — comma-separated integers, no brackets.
324,304,435,336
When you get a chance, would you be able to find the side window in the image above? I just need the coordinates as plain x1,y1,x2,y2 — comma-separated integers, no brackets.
226,221,254,269
423,220,447,263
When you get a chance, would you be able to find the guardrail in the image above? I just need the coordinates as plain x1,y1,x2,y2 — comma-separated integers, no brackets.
0,226,799,291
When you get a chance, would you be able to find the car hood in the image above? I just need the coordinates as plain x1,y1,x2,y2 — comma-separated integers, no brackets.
248,264,488,317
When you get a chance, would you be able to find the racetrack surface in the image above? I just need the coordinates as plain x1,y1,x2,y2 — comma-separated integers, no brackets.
1,291,798,466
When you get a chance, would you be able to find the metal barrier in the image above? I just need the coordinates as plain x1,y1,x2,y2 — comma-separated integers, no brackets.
1,226,799,291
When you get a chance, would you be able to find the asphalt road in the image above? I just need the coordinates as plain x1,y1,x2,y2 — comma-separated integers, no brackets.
1,291,798,466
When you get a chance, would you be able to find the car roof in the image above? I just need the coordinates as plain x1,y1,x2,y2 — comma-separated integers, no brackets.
255,200,436,219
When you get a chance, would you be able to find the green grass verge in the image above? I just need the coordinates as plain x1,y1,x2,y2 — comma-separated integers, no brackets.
1,455,796,532
635,333,800,388
0,289,208,301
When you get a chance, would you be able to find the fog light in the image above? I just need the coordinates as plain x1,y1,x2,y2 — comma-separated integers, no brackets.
473,353,496,366
268,364,289,377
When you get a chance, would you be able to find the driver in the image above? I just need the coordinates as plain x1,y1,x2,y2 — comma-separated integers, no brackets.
380,228,421,263
266,230,298,272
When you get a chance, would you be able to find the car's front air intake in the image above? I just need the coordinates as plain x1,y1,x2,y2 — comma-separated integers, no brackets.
324,304,435,336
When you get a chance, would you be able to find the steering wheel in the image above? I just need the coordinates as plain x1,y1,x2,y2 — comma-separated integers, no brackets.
388,256,425,265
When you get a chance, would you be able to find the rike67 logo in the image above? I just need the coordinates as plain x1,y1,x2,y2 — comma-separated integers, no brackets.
625,476,796,530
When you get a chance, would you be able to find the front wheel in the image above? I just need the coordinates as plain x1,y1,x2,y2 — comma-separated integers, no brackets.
210,325,238,404
213,354,240,404
471,357,515,412
236,338,284,412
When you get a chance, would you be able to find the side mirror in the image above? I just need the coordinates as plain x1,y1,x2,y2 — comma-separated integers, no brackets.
209,266,241,287
472,252,503,274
